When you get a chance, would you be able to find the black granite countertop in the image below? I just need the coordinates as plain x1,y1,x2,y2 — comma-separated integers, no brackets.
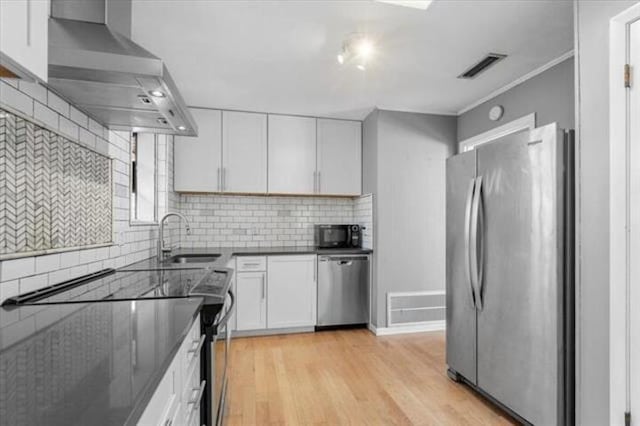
120,246,372,272
0,297,203,426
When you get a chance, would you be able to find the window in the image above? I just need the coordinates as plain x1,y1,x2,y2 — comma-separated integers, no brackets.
130,133,158,223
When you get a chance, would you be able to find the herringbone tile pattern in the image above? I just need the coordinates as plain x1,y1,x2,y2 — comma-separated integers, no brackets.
0,109,112,255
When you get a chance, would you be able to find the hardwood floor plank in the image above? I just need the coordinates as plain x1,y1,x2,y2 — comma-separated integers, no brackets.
226,330,518,426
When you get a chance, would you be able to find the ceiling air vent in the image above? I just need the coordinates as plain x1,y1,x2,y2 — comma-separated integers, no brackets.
458,53,507,79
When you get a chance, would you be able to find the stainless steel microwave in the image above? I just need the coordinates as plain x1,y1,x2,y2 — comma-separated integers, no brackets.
314,224,361,248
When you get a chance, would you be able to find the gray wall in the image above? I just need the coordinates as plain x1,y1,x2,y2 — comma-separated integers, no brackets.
363,109,457,327
457,57,575,142
574,1,637,424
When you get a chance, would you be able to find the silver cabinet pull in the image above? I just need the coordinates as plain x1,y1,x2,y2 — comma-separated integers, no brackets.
186,380,207,425
217,168,221,192
464,178,476,308
188,334,205,355
313,171,317,193
470,175,483,311
222,167,227,191
261,274,266,300
188,380,206,406
317,171,321,193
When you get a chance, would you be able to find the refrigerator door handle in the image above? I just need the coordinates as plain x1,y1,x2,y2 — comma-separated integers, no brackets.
470,176,483,310
464,178,476,308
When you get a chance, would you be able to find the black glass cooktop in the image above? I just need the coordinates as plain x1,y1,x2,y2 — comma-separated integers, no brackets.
2,268,230,307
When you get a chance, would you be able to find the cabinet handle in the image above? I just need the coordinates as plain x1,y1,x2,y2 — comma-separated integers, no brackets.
217,168,221,191
188,334,205,355
26,0,32,46
317,171,321,193
313,171,317,193
261,274,265,300
186,380,207,425
188,380,206,406
222,167,227,191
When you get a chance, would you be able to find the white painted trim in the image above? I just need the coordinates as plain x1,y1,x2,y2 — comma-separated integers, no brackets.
458,113,536,152
376,106,458,117
372,321,445,336
367,323,377,335
610,4,640,425
457,50,575,115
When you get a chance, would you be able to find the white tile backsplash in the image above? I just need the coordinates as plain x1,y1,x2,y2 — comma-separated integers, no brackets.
0,80,174,304
175,194,373,248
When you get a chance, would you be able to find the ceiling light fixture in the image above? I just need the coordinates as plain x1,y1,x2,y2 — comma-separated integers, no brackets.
149,90,166,98
177,125,186,131
337,33,376,71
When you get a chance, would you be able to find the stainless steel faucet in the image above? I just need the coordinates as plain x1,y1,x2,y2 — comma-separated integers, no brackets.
158,212,191,260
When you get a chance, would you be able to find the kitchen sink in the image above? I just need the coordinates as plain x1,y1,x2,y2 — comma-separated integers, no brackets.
164,254,221,264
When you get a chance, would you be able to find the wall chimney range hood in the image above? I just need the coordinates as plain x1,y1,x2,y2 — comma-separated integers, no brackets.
48,0,197,136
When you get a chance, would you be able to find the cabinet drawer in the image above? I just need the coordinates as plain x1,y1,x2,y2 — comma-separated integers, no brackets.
137,355,180,425
181,315,203,384
236,256,267,272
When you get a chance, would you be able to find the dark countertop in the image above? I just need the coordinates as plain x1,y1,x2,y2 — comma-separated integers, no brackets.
0,297,203,426
120,246,372,271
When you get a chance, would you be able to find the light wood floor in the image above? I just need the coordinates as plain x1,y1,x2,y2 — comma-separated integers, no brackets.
226,329,517,426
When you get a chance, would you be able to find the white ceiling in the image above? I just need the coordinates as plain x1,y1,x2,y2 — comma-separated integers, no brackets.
131,0,573,120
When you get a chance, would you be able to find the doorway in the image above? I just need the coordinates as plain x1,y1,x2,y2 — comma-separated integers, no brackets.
610,4,640,425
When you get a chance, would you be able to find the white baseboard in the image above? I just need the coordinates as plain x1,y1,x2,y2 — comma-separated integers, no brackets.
370,320,445,336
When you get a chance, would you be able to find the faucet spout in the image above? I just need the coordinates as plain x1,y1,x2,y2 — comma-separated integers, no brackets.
158,212,191,260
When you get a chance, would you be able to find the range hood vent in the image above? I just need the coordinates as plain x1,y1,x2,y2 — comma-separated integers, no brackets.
458,53,507,79
47,0,197,136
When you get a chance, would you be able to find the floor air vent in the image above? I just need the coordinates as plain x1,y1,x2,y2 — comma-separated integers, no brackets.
387,291,445,327
458,53,507,79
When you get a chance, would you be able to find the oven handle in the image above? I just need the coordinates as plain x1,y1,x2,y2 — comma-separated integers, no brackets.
213,289,235,329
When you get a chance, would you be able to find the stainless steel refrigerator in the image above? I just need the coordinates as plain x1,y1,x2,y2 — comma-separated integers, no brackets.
446,123,574,425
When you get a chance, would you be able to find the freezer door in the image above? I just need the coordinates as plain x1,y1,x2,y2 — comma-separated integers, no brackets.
475,124,565,425
445,149,478,384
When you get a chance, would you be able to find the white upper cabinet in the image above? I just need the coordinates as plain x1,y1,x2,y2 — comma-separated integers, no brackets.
267,255,317,329
317,119,362,196
0,0,49,82
268,115,316,194
222,111,267,193
174,108,222,192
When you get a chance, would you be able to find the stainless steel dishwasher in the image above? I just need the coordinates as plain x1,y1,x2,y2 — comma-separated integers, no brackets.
317,255,370,327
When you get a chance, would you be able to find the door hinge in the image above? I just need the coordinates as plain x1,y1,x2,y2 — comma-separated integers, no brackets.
625,411,631,426
625,64,631,88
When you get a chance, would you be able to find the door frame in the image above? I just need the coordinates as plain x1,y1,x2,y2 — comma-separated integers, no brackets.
609,4,640,425
457,113,536,152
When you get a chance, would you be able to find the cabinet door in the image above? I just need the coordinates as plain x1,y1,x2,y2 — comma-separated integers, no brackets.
0,0,49,82
222,111,267,193
267,255,317,328
268,115,316,194
174,108,222,192
317,119,362,195
236,272,267,331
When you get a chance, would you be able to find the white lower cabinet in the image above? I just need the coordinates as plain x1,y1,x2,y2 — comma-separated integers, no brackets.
267,255,317,328
236,271,267,331
233,255,317,333
138,315,203,426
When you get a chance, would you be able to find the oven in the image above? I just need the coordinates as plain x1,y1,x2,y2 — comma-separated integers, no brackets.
209,290,234,426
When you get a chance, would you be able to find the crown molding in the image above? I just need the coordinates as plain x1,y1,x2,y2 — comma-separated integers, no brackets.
457,50,575,116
